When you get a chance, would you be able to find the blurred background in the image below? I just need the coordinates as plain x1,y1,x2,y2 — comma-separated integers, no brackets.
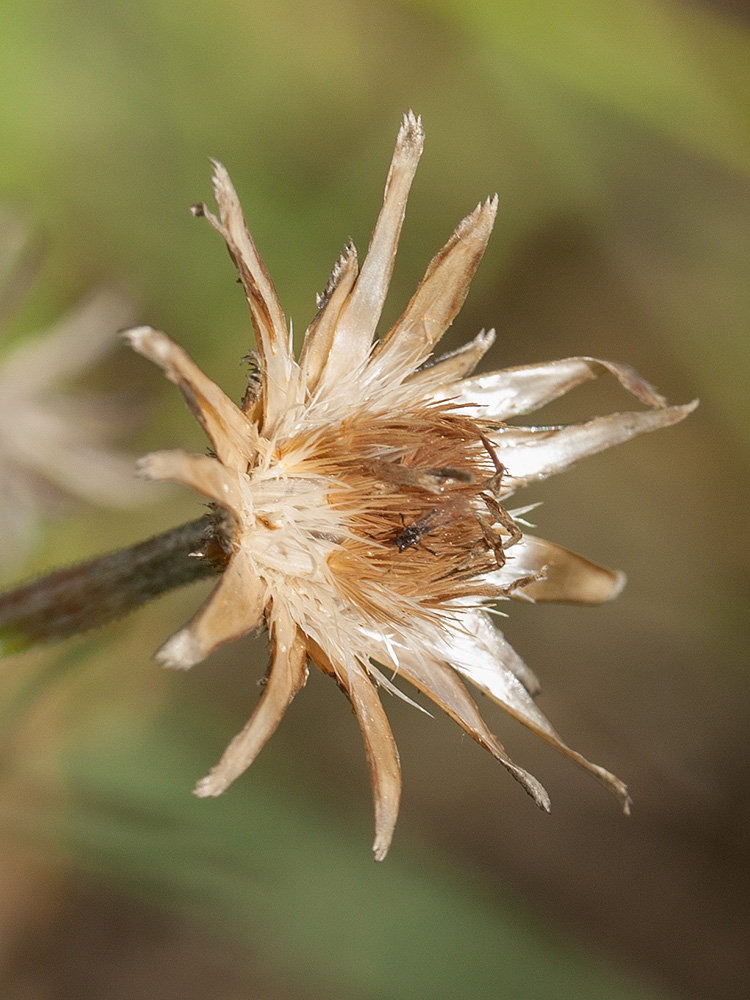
0,1,748,997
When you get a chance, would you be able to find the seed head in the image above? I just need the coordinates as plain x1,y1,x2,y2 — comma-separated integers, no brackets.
126,112,696,859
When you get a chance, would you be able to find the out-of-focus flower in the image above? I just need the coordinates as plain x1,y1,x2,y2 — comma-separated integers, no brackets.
126,113,695,859
0,211,152,571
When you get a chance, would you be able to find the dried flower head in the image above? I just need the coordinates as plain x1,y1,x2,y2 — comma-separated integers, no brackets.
126,113,695,859
0,210,152,571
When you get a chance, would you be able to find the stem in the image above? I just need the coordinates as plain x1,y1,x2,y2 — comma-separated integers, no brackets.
0,515,230,655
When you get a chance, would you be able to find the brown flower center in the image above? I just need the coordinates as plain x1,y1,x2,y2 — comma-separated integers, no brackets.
288,404,519,623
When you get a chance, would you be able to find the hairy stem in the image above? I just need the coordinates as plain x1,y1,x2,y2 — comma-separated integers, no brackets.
0,515,231,655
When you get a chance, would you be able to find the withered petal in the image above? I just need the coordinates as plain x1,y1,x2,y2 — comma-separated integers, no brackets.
441,606,541,696
405,328,496,387
436,356,669,420
492,401,698,489
207,161,288,346
124,326,257,472
315,111,424,393
394,651,550,811
339,659,402,862
198,161,303,431
155,549,264,669
300,240,358,393
444,611,631,811
489,535,626,604
194,606,308,797
136,449,244,522
371,196,498,378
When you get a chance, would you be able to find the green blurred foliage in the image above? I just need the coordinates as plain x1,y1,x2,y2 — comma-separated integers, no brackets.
11,697,663,1000
0,1,748,998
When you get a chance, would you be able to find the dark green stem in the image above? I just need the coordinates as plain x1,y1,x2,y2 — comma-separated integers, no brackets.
0,515,230,655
